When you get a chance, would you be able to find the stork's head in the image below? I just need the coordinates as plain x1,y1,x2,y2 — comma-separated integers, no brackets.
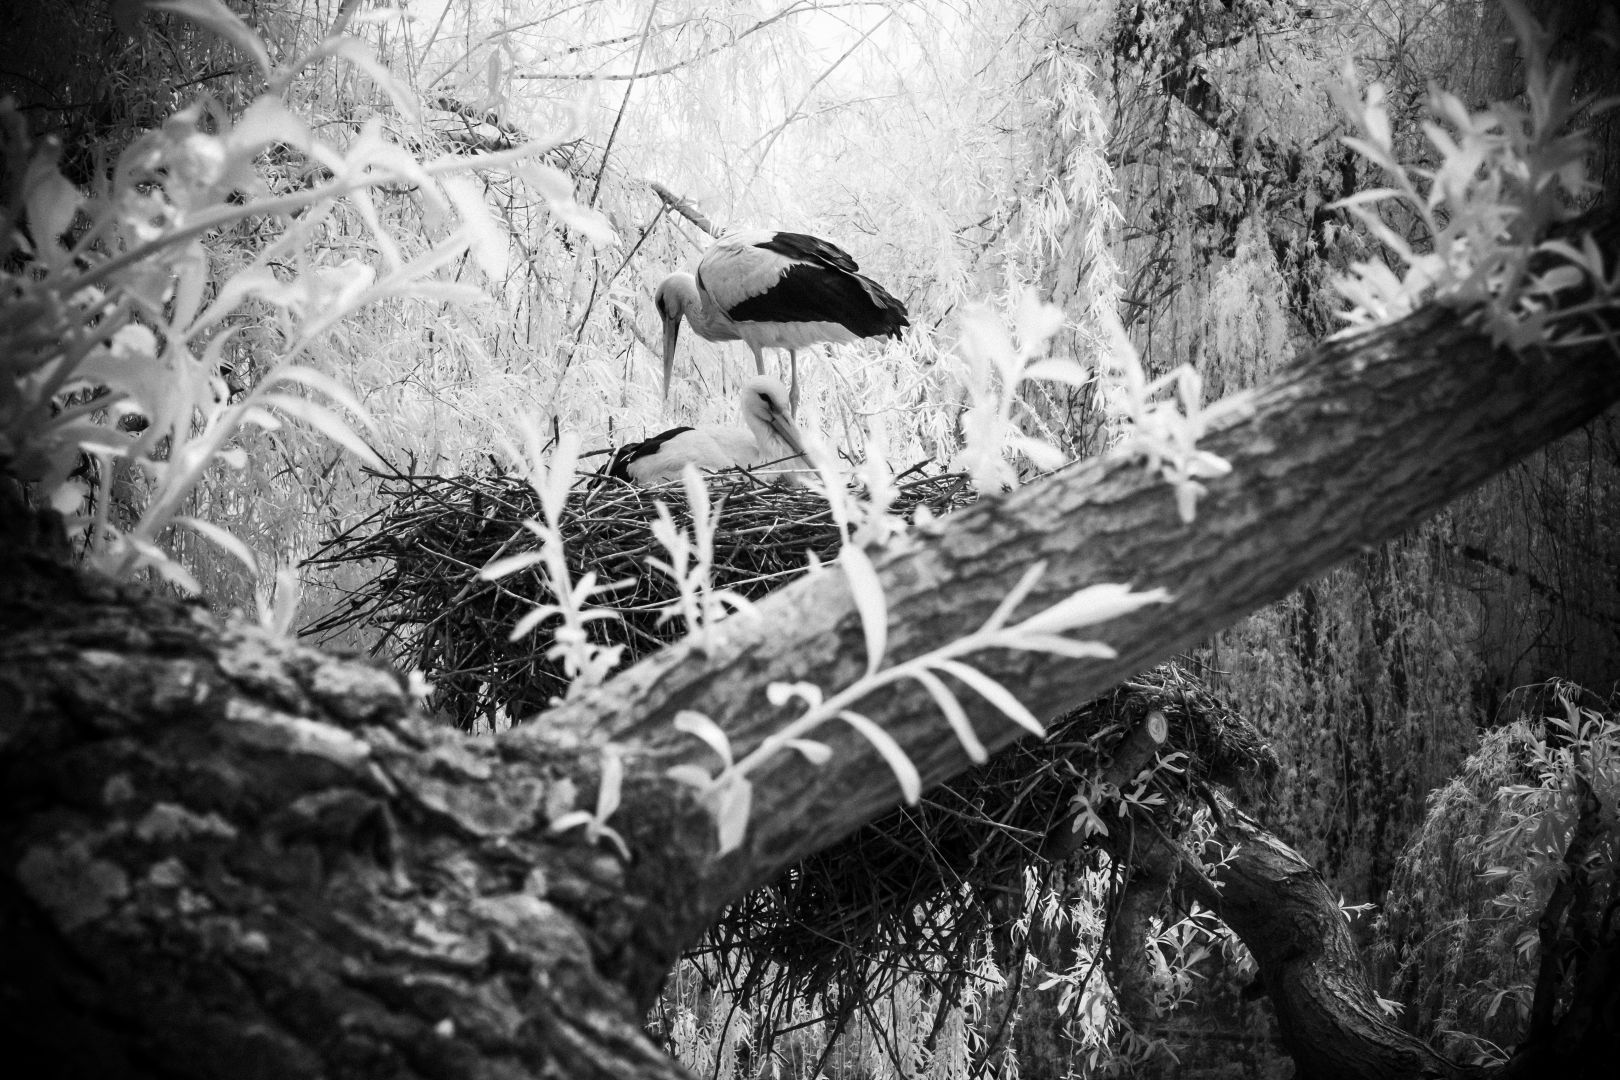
739,375,808,468
654,273,697,400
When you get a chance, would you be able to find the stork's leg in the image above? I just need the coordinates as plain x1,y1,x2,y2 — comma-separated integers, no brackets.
749,343,766,375
788,350,799,416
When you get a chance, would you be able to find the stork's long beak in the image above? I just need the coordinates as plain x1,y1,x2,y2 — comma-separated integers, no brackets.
661,316,680,401
764,401,808,463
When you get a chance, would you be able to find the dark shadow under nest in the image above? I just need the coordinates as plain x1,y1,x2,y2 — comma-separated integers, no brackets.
305,463,1277,1056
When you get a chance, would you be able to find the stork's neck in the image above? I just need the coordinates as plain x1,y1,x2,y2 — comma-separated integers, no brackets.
745,412,807,469
742,410,774,458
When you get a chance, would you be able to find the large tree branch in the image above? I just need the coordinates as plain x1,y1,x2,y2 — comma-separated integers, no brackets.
534,286,1620,1004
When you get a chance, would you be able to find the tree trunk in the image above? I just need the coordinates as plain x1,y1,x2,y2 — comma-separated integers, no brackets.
3,263,1619,1076
1181,798,1492,1080
0,528,687,1079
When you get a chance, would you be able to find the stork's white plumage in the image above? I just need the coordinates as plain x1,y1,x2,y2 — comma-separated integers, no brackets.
655,230,909,412
605,375,811,485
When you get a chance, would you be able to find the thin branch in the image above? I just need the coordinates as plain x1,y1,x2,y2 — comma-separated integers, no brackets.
649,183,718,236
589,0,661,208
744,10,893,189
517,1,818,82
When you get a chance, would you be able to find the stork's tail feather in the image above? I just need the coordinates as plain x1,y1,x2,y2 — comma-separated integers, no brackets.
854,272,910,338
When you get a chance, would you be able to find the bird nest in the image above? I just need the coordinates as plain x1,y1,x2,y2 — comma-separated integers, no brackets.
304,464,977,728
306,462,1277,1052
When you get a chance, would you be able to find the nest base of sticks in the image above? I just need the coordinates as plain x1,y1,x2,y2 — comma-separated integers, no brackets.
305,465,976,729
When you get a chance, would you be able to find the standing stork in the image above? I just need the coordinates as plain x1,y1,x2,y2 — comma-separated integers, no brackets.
605,375,812,485
655,230,909,413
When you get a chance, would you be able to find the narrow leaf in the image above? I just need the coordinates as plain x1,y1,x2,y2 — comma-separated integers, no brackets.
125,535,202,594
480,550,546,580
508,606,559,641
1022,357,1093,387
175,515,258,576
713,774,753,855
258,394,384,468
910,668,987,763
439,175,508,282
1011,583,1170,635
548,809,593,834
666,764,714,788
1000,633,1117,660
324,37,423,123
983,561,1046,632
933,660,1046,737
674,710,734,769
595,747,623,820
151,0,271,76
271,365,377,430
841,545,887,676
1010,435,1066,471
785,739,833,765
839,710,921,802
1327,186,1405,210
239,405,284,432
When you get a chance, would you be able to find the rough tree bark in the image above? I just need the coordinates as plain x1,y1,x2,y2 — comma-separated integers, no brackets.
3,267,1619,1076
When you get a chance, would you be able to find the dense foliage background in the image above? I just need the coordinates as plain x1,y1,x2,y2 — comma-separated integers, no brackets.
3,0,1615,1076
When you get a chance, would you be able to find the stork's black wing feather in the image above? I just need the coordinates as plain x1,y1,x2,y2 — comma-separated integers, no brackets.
605,426,695,480
725,263,908,339
851,272,910,336
755,232,860,274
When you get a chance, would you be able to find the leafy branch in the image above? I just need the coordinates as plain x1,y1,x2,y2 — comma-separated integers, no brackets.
670,561,1168,854
480,433,630,701
646,466,756,648
952,289,1093,490
1098,315,1232,524
1329,0,1617,348
1,0,613,593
